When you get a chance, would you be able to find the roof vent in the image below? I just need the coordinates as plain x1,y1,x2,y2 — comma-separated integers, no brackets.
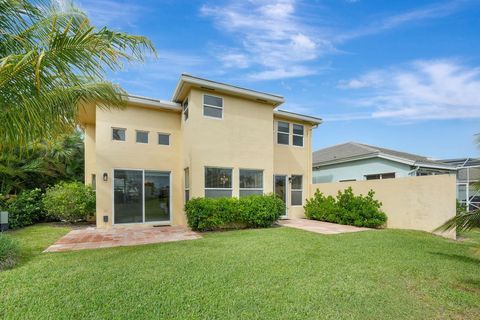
200,86,215,91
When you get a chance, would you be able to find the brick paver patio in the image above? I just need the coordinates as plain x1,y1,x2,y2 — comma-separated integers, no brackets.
44,225,202,252
278,219,371,234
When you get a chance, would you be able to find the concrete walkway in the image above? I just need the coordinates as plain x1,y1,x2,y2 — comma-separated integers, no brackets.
44,225,202,252
278,219,371,234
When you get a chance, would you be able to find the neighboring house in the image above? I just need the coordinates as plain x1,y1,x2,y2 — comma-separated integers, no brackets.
312,142,455,184
441,158,480,211
78,74,322,228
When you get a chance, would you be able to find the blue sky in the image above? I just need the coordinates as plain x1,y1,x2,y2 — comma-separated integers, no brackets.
77,0,480,159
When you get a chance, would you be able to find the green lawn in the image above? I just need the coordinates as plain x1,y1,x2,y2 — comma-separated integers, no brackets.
1,225,479,319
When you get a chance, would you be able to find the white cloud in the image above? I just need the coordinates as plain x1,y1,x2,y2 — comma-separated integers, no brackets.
338,60,480,121
200,0,328,80
339,1,465,41
77,0,146,27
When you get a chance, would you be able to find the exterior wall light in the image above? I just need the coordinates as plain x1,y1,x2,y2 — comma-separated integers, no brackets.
103,173,108,181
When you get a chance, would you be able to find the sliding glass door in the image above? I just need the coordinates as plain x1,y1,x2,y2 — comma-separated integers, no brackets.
113,169,171,224
144,171,170,222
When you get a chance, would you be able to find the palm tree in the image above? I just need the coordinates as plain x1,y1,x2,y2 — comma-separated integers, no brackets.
0,0,156,149
437,188,480,233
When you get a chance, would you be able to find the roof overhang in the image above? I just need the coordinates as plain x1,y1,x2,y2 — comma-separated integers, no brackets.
274,109,323,126
172,74,285,106
127,95,182,112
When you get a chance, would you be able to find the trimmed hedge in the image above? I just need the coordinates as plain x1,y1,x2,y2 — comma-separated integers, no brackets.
0,233,19,271
43,182,95,223
304,187,387,228
185,194,285,231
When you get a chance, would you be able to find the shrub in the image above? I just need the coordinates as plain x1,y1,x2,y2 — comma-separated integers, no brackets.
3,189,45,229
43,182,95,222
304,187,387,228
0,233,20,271
185,194,284,231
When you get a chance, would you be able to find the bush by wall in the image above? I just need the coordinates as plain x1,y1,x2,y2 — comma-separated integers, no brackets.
304,187,387,228
185,194,285,231
0,233,20,271
2,188,45,229
43,182,95,223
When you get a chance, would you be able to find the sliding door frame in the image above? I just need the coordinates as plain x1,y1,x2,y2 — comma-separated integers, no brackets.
112,168,172,226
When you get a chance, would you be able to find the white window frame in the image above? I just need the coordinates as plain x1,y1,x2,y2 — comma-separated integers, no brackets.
182,97,189,121
203,94,224,120
135,130,149,144
239,169,264,197
157,132,170,146
290,175,303,207
112,127,126,142
276,121,290,145
204,166,233,197
292,124,304,148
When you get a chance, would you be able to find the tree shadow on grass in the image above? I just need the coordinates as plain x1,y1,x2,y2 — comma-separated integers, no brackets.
428,251,480,266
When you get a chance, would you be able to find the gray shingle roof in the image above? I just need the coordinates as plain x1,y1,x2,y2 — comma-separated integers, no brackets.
312,142,455,169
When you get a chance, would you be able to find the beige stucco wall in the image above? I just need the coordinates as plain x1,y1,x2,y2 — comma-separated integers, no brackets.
94,105,185,228
84,124,96,186
274,116,313,219
311,174,457,239
183,88,275,198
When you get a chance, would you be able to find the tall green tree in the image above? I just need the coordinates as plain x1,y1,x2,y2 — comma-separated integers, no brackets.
0,131,84,195
0,0,156,149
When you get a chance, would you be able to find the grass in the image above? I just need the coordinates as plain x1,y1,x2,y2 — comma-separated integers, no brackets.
0,224,479,319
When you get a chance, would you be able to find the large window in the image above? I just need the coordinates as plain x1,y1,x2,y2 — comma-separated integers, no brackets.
203,94,223,119
184,167,190,203
136,130,149,144
205,167,232,198
239,169,263,197
365,173,395,180
277,121,289,145
292,124,304,147
183,98,189,121
291,175,303,206
112,128,126,141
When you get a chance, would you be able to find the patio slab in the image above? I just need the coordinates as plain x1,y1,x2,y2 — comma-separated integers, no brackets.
278,219,372,234
44,225,202,252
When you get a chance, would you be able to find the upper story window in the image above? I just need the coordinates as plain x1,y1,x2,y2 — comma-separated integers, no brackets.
136,130,149,144
112,128,126,141
365,172,395,180
292,124,304,147
203,94,223,119
158,133,170,146
239,169,263,197
205,167,232,198
277,121,289,145
182,98,189,121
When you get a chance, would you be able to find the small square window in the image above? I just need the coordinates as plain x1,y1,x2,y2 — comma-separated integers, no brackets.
158,133,170,145
136,131,148,144
112,128,126,141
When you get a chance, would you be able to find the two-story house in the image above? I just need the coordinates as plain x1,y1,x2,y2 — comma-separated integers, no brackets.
79,74,322,228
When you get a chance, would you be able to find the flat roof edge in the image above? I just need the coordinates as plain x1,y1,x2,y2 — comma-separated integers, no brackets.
274,109,323,125
172,74,285,105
